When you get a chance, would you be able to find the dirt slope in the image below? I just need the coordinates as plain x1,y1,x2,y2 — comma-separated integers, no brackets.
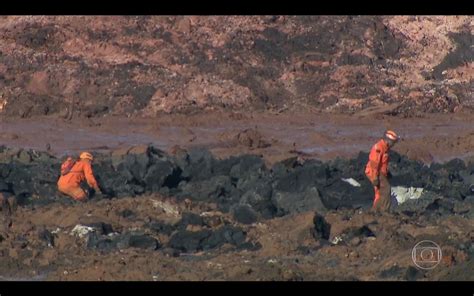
0,16,472,118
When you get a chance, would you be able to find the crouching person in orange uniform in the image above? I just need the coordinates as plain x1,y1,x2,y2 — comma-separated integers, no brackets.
365,130,400,212
57,152,102,202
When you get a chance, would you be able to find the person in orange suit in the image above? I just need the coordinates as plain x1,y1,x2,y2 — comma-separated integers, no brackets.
57,152,102,201
365,130,400,211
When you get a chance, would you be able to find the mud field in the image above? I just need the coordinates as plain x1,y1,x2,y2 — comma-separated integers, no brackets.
0,118,474,281
0,16,473,281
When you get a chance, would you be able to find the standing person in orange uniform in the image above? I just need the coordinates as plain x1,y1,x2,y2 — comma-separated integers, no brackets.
57,152,102,201
365,130,400,212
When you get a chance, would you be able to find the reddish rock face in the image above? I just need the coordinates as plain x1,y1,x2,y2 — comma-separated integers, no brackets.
0,16,471,118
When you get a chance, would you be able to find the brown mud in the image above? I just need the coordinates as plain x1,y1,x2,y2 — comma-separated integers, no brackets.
2,111,474,165
0,195,473,281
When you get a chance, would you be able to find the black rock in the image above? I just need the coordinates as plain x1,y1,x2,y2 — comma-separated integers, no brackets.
0,180,11,193
38,228,54,247
179,212,204,228
236,241,262,251
87,232,118,251
405,266,424,281
273,163,327,193
379,265,405,279
231,204,258,224
86,222,114,235
311,212,331,240
341,225,376,242
319,178,373,210
119,209,135,219
180,148,215,181
202,225,247,250
444,158,466,172
239,186,275,219
87,231,159,251
167,225,250,253
229,155,265,180
272,187,327,216
168,229,212,253
178,175,235,204
162,247,180,257
127,233,159,250
394,191,443,215
147,220,176,236
144,160,176,191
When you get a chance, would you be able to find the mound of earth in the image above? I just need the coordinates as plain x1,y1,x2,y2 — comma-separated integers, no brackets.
0,16,471,118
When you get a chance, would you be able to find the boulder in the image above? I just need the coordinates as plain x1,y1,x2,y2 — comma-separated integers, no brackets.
87,231,159,251
168,225,251,253
311,212,331,240
272,186,327,216
231,204,258,224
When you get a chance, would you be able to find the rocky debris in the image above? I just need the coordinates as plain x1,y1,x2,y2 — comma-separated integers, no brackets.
2,145,474,225
392,191,445,216
272,187,327,216
231,204,258,225
38,228,55,247
127,233,159,250
70,225,95,238
168,225,259,253
85,222,114,236
392,186,424,205
147,220,176,236
338,225,376,246
179,212,204,228
0,191,472,281
151,199,180,217
87,231,160,251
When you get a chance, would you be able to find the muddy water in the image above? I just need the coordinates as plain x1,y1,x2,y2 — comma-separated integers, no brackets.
1,112,474,163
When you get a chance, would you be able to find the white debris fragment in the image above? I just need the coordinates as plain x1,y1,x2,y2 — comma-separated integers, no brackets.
331,236,343,245
70,225,95,238
199,211,224,217
51,228,61,234
341,178,361,187
151,199,180,217
267,259,277,264
391,186,424,204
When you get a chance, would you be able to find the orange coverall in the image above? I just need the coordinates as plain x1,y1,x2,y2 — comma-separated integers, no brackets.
57,160,100,201
365,139,392,211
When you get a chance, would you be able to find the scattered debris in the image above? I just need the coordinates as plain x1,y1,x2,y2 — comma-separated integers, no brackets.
70,225,95,238
392,186,424,204
152,200,180,217
341,178,361,187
